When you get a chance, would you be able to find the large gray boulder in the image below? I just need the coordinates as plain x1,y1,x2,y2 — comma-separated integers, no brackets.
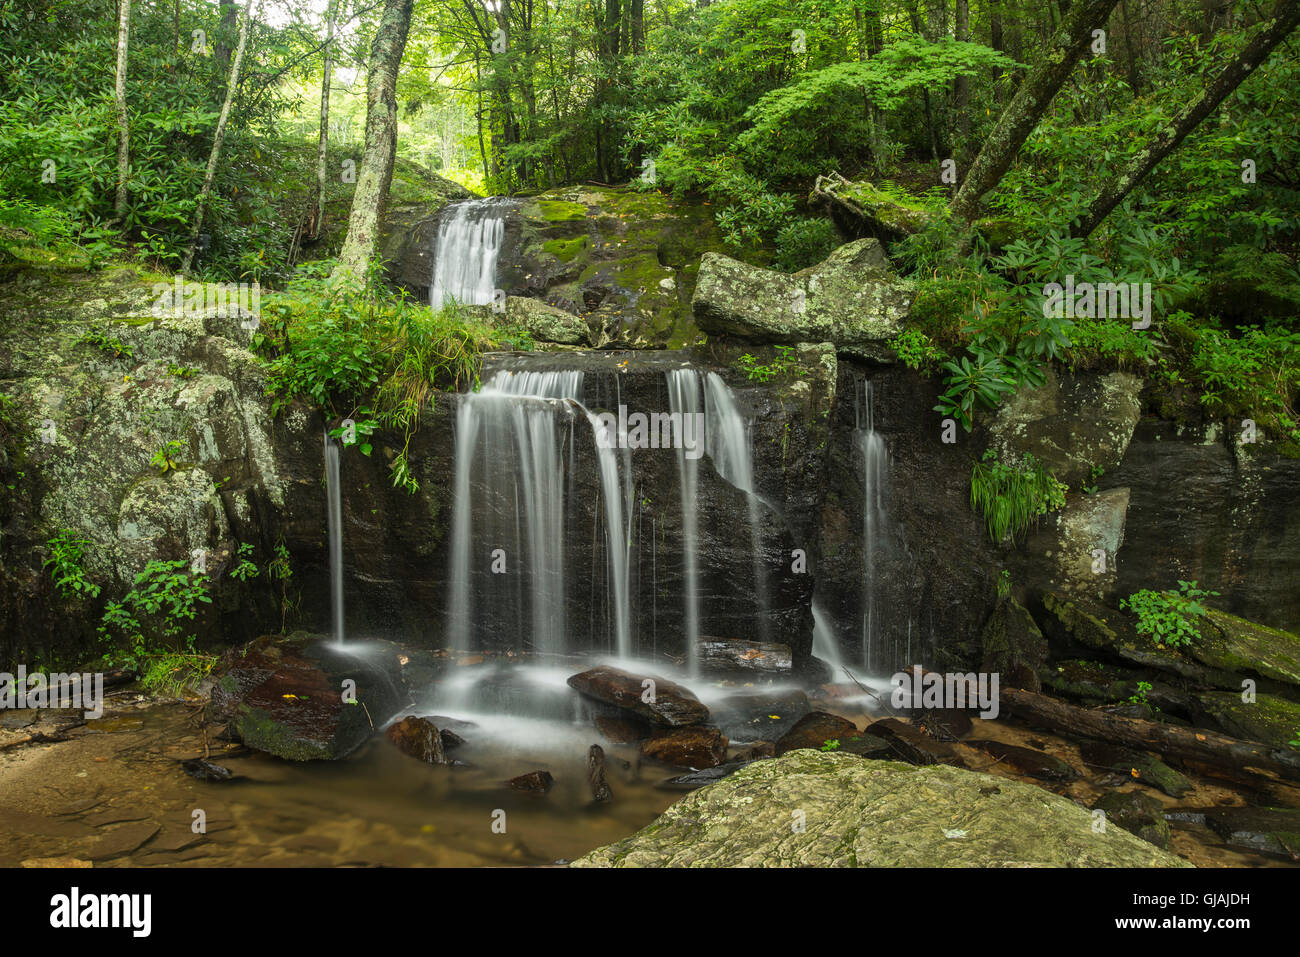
572,750,1192,867
692,239,913,360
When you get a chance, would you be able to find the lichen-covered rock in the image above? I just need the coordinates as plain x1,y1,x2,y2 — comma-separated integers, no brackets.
571,750,1192,867
1021,487,1130,601
692,239,914,360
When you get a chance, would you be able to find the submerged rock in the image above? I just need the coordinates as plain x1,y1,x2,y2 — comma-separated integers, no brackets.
1203,806,1300,858
1092,791,1171,849
657,758,759,791
385,715,447,765
641,726,729,768
567,665,708,727
969,740,1079,782
210,633,406,761
693,239,912,360
571,751,1192,867
587,744,613,803
507,770,555,793
866,718,965,767
1079,742,1192,798
180,758,234,782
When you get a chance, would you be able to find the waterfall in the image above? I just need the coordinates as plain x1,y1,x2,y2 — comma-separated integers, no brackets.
324,431,344,645
446,368,633,657
812,600,844,675
856,378,888,672
430,198,512,308
666,369,770,668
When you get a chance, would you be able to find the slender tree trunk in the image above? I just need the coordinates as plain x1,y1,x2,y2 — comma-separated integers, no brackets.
950,0,1121,222
954,0,970,150
309,0,338,241
180,0,253,273
331,0,416,284
1073,0,1300,238
113,0,132,220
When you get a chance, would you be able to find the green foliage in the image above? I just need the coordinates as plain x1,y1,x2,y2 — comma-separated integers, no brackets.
1190,324,1300,448
995,568,1012,599
1121,581,1220,650
737,345,801,382
267,540,297,634
891,329,947,375
970,450,1067,545
43,530,101,600
80,330,134,359
1127,680,1153,707
150,440,183,474
773,217,839,272
98,558,213,679
229,542,259,582
820,738,840,752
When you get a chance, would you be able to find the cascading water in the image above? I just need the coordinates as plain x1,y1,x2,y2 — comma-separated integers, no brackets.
446,369,633,657
855,378,889,672
429,198,513,308
666,368,770,669
324,431,345,644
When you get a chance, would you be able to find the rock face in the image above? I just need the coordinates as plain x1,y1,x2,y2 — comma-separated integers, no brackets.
572,750,1192,867
692,239,913,360
567,666,709,727
211,634,406,760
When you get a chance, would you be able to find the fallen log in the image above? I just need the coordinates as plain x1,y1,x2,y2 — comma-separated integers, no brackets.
1000,687,1300,786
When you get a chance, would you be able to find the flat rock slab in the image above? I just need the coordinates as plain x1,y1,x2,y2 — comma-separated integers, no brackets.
568,666,708,727
573,751,1193,867
712,690,811,744
87,822,161,861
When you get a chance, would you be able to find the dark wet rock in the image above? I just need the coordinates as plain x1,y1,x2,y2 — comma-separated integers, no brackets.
968,740,1079,782
710,690,811,744
594,714,651,745
693,239,913,360
657,758,759,791
1079,742,1193,798
180,758,234,782
210,634,407,761
573,751,1191,867
587,744,613,803
980,596,1047,692
866,718,965,767
699,637,792,674
439,728,466,751
567,665,708,727
641,726,729,768
833,732,893,759
915,708,974,742
1092,790,1171,849
774,711,859,756
1042,658,1144,705
1189,691,1300,750
1203,806,1300,858
385,715,447,765
507,770,555,793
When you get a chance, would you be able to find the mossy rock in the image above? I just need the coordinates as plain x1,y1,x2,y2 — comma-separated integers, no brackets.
1190,691,1300,749
980,595,1047,691
1195,610,1300,690
572,750,1191,867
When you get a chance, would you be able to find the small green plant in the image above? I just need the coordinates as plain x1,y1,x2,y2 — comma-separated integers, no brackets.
1127,680,1153,707
1082,464,1105,495
737,345,801,382
820,738,840,752
98,558,214,688
167,364,197,379
1290,730,1300,750
80,330,134,359
150,440,183,474
1121,580,1220,649
970,450,1068,544
267,540,297,633
43,530,101,600
229,542,259,581
891,329,947,374
995,568,1012,599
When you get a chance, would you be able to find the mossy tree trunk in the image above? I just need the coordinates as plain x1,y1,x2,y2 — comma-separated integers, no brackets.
113,0,131,220
1072,0,1300,238
330,0,416,285
950,0,1121,223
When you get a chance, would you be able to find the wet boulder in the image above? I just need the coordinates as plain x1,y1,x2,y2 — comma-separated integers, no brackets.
711,690,811,744
866,718,966,768
968,740,1079,782
1092,791,1172,849
567,666,708,727
980,596,1049,692
1079,742,1192,798
385,716,447,765
641,727,729,769
1203,806,1300,858
507,770,555,793
773,711,859,756
210,633,406,761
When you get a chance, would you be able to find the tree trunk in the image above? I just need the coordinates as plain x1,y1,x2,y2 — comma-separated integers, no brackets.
954,0,970,150
1000,688,1300,786
950,0,1121,222
113,0,131,220
1072,0,1300,238
180,0,253,273
330,0,416,284
308,0,338,241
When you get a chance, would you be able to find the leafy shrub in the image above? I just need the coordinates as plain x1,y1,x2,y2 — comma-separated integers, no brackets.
98,558,214,687
43,530,101,600
891,329,947,374
774,218,839,272
1121,581,1220,649
970,450,1067,545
